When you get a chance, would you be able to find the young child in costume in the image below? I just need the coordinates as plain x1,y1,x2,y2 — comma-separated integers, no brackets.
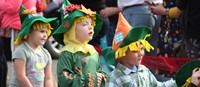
9,5,57,87
52,0,107,87
102,12,178,87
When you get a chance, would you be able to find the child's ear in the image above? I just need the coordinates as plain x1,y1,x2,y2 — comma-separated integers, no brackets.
27,33,31,37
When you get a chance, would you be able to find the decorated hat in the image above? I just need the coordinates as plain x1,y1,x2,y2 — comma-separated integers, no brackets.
16,5,58,39
102,12,154,66
176,59,200,87
52,0,103,45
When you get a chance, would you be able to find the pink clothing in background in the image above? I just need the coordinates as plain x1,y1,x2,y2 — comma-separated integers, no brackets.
0,11,3,27
0,0,37,30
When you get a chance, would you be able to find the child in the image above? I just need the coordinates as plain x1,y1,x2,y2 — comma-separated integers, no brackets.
102,12,177,87
52,0,107,87
176,59,200,87
9,5,57,87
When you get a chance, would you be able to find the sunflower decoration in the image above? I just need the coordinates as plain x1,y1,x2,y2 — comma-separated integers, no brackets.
22,9,36,14
79,5,96,15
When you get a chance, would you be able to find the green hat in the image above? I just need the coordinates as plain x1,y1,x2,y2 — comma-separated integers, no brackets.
52,0,103,45
102,12,154,66
176,59,200,87
16,5,58,39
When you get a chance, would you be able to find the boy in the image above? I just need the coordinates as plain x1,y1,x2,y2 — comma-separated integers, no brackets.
103,12,177,87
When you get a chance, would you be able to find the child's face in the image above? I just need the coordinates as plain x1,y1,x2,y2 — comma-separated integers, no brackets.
120,44,145,68
28,27,48,46
75,17,94,43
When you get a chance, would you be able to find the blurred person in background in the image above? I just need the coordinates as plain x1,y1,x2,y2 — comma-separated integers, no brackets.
0,10,8,87
150,0,200,58
100,0,121,47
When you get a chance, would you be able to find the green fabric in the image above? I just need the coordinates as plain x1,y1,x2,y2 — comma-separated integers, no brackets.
52,2,103,45
176,59,200,87
16,5,58,39
119,26,151,48
57,51,106,87
102,47,116,66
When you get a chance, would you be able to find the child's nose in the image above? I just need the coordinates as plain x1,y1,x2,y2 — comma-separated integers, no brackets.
89,24,93,30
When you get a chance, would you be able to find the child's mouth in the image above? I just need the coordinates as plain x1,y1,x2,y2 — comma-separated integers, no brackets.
89,32,93,35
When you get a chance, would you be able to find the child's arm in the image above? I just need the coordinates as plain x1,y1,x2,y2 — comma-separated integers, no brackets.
57,51,85,87
14,59,33,87
44,64,53,87
147,68,178,87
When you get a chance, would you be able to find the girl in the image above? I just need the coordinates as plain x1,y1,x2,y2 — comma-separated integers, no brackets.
9,5,57,87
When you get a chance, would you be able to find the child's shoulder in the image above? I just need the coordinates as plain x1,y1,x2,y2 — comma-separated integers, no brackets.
138,64,150,71
59,50,77,58
87,44,97,51
15,42,27,51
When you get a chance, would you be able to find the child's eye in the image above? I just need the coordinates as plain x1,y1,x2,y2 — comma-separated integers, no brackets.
40,30,47,33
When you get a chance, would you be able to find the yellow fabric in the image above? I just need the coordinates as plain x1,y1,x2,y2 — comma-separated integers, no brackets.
169,7,182,19
182,77,192,87
14,22,53,46
115,39,154,59
59,16,96,55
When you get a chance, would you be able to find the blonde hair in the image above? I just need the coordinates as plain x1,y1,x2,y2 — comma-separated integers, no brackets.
74,15,96,28
14,21,53,46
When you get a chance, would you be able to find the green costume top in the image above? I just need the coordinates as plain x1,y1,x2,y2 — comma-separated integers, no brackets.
57,50,106,87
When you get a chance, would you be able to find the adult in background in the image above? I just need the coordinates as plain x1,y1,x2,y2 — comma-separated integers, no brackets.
150,0,200,58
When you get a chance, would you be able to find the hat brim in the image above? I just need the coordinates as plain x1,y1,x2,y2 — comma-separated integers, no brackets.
176,59,200,87
16,16,57,39
119,26,152,48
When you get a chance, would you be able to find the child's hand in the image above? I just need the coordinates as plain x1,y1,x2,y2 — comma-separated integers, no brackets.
191,68,200,86
97,73,104,87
